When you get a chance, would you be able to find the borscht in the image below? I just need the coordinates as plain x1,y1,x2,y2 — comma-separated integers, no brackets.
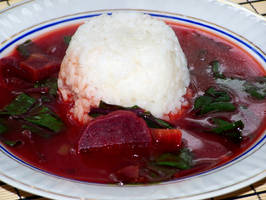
0,14,265,185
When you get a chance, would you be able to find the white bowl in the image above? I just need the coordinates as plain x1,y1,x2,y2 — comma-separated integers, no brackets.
0,0,265,199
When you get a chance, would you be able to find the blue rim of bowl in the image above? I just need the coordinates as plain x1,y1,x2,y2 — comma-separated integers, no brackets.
0,11,265,185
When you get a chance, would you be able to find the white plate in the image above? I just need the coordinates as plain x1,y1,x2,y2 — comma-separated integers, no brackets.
0,0,265,199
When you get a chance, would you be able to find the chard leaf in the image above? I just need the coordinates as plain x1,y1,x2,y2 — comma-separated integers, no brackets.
0,93,36,116
200,102,236,114
206,87,231,102
25,112,63,133
34,77,58,98
194,88,235,115
90,101,175,129
0,123,7,134
22,124,51,138
155,148,193,170
194,95,213,110
16,40,33,57
243,80,266,100
3,140,22,147
63,36,72,45
210,60,225,79
211,118,243,143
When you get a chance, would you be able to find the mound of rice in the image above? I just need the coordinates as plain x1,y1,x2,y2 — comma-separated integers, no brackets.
58,12,190,123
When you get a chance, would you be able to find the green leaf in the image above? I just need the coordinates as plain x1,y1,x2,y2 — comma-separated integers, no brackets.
0,123,7,134
93,101,175,129
211,118,243,143
210,60,225,79
206,87,231,102
25,112,63,133
3,140,21,147
194,95,213,110
21,124,51,138
243,81,266,100
34,77,58,98
194,87,235,115
0,93,36,116
200,102,236,114
155,148,193,170
63,36,72,46
16,40,33,57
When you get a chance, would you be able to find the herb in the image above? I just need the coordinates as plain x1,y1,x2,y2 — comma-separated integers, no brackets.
3,140,21,147
200,102,236,114
0,123,7,134
210,118,243,143
89,101,175,129
16,40,33,57
210,60,225,79
194,87,235,115
0,93,64,138
22,124,51,138
155,148,193,170
26,112,63,133
34,77,58,97
0,93,36,116
243,78,266,100
63,36,72,45
205,87,231,102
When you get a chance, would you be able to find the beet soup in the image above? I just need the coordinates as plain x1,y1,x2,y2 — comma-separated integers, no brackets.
0,21,265,184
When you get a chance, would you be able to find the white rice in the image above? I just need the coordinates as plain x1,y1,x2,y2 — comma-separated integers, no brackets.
58,12,190,123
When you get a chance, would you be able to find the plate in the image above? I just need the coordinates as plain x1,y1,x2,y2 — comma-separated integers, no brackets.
0,0,265,199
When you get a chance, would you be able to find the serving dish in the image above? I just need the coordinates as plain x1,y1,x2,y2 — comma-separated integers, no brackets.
0,0,265,199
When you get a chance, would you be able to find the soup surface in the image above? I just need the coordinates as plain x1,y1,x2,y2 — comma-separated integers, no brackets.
0,22,265,184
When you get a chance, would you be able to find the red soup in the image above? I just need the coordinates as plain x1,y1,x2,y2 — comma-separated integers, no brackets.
0,22,265,184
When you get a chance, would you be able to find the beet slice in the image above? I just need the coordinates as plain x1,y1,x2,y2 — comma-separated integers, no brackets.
78,110,152,155
19,53,60,82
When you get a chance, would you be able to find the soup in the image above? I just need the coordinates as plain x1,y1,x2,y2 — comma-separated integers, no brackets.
0,20,265,184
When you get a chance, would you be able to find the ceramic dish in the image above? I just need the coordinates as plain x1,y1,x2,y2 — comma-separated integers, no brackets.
0,0,265,199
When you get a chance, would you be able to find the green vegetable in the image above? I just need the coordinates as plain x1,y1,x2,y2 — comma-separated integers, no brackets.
194,96,213,110
3,140,21,147
16,40,33,57
210,60,225,79
21,124,51,138
205,87,231,102
0,93,64,138
0,93,36,115
0,123,7,134
194,87,235,115
155,148,193,170
26,112,63,133
63,36,72,45
211,118,243,143
243,78,266,100
34,77,58,101
91,101,175,129
200,102,236,114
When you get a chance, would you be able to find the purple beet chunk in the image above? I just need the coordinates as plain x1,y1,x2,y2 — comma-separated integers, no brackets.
78,110,152,154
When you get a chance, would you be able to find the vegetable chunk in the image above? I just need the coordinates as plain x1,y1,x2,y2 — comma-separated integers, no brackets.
78,110,152,154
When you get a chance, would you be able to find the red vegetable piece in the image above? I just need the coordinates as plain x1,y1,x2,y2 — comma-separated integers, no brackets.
112,165,140,183
0,56,22,77
151,129,182,153
0,57,33,89
78,110,152,155
19,53,60,82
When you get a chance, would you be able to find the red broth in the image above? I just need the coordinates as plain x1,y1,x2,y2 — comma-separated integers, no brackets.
0,22,265,184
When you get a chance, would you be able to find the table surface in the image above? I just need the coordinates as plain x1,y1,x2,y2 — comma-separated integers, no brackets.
0,0,265,199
